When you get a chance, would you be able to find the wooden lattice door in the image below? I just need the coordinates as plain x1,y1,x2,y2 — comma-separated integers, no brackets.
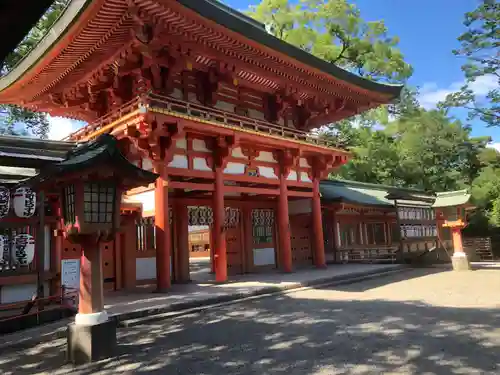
226,224,243,275
290,214,313,268
101,240,115,291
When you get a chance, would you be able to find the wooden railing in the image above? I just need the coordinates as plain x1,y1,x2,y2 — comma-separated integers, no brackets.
338,246,399,263
67,93,342,149
148,93,340,148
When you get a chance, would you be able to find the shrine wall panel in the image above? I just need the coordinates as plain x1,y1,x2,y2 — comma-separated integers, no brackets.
287,170,298,181
224,162,246,175
128,190,155,213
1,283,38,304
136,257,156,281
231,147,248,159
289,199,312,215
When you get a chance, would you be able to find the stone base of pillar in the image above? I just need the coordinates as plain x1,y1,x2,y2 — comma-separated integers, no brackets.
67,316,117,364
451,252,471,271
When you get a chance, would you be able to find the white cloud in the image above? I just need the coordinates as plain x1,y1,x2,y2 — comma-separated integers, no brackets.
47,115,86,140
487,142,500,152
419,75,498,109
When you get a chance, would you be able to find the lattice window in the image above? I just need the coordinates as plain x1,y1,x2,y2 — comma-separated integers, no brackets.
63,185,76,225
366,223,386,245
83,183,115,223
137,217,155,252
252,209,274,245
339,222,361,247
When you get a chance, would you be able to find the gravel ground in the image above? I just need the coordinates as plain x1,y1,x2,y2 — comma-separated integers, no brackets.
1,267,499,375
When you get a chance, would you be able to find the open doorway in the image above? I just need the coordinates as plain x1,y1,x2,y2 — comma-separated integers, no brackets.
188,225,212,281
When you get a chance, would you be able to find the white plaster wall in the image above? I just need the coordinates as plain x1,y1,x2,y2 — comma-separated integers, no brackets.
168,154,189,169
231,147,248,159
176,137,187,149
128,190,155,212
255,151,277,163
188,92,201,104
1,283,37,304
248,109,265,120
44,225,50,271
192,139,210,152
258,166,278,179
136,257,156,280
142,158,153,171
224,162,246,175
214,101,235,112
136,257,172,280
253,248,275,266
287,170,298,181
300,172,312,183
171,88,183,99
288,199,312,215
299,158,311,168
193,157,212,171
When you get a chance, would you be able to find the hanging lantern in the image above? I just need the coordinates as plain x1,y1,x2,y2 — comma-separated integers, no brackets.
12,187,37,218
0,235,9,263
0,186,10,218
11,233,35,266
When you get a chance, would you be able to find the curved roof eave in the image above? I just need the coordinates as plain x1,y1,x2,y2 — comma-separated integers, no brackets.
0,0,90,93
179,0,404,99
0,0,403,101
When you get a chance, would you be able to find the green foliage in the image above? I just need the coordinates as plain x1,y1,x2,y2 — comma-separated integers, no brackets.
441,0,499,126
0,0,69,139
248,0,413,83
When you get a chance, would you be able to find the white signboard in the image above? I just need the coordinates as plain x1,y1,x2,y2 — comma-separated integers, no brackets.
61,259,80,288
61,259,80,307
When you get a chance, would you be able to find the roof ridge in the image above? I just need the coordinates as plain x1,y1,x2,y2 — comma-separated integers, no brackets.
321,178,432,195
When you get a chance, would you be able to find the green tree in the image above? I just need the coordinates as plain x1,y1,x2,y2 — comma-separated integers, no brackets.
0,0,69,138
248,0,412,82
442,0,499,126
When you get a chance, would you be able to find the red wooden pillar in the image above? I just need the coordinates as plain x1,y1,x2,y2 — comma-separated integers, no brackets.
312,178,326,268
77,239,105,322
175,203,191,283
278,173,293,272
154,175,171,291
213,167,227,282
451,227,464,254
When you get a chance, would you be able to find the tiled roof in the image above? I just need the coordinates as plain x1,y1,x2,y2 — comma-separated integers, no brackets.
433,190,471,208
320,180,436,208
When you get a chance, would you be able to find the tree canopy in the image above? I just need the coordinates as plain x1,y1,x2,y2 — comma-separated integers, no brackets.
0,0,69,139
441,0,499,127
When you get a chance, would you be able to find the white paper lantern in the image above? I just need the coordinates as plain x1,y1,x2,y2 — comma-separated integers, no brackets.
11,234,35,266
12,187,37,218
0,186,10,218
0,235,9,263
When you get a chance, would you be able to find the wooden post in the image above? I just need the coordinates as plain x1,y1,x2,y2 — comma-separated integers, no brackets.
78,241,104,317
154,175,171,291
175,203,190,283
277,172,292,272
311,178,326,268
213,167,227,282
36,190,46,298
242,205,254,273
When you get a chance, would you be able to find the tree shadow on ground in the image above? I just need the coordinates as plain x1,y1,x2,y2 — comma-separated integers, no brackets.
1,269,499,375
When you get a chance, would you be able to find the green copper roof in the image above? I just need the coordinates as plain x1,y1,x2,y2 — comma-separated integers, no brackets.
1,0,403,100
320,179,437,208
179,0,403,99
432,190,471,208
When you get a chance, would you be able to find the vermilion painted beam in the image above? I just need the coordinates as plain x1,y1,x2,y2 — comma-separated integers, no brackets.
169,181,215,191
223,186,280,195
213,167,227,282
154,175,171,291
312,178,326,268
287,190,314,198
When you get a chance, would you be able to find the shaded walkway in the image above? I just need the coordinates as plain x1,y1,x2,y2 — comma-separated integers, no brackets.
1,267,499,374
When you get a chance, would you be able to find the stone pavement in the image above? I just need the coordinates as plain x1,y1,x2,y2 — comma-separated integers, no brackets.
1,266,500,374
0,263,405,351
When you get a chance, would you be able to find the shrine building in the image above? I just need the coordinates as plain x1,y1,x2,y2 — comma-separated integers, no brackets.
0,0,404,293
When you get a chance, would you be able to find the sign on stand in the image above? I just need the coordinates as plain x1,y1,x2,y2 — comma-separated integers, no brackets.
61,259,80,307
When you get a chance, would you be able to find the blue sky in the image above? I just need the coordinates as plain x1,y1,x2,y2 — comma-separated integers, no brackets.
51,0,498,145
